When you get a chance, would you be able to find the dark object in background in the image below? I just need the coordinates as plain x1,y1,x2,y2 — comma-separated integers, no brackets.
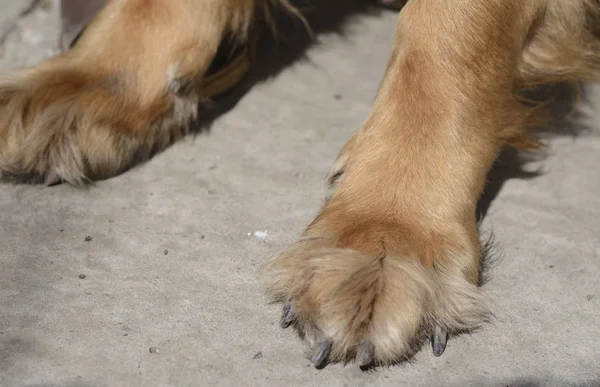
60,0,105,50
375,0,406,9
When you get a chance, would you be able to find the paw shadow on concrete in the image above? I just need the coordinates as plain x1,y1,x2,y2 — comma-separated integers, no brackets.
474,81,600,296
475,81,598,282
476,82,595,223
193,0,383,128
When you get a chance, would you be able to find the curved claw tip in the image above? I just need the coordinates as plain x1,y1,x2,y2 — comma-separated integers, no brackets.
431,326,448,357
356,340,375,367
312,340,333,369
280,303,293,329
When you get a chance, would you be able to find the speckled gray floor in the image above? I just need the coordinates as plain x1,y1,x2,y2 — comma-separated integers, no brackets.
1,2,599,386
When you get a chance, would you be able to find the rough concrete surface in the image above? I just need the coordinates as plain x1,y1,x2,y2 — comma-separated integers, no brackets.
0,1,36,45
1,2,599,386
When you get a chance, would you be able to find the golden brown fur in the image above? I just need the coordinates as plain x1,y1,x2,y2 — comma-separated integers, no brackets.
268,0,600,366
0,0,288,185
1,0,599,368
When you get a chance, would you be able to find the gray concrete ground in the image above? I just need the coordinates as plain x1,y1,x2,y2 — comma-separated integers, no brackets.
1,2,599,386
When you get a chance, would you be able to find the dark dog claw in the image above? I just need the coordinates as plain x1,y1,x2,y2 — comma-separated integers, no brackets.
356,340,375,367
431,325,448,357
312,340,333,369
280,304,294,328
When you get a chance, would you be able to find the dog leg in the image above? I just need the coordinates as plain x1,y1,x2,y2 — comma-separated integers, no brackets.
0,0,277,185
264,0,563,367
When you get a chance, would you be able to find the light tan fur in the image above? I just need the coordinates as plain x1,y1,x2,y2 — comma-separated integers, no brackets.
1,0,599,368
